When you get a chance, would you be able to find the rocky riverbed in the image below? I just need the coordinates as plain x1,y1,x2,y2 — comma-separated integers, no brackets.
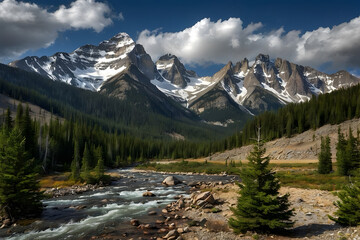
1,169,360,240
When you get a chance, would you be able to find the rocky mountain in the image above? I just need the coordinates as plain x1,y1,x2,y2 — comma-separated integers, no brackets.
10,33,156,91
10,33,360,126
152,53,360,117
9,33,198,119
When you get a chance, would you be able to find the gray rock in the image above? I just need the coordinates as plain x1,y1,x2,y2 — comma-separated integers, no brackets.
163,229,179,239
162,176,181,186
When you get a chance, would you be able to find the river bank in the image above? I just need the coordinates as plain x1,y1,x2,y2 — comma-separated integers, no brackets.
2,168,359,240
0,169,235,239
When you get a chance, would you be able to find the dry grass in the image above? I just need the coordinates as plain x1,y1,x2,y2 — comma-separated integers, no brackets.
205,219,230,232
39,173,77,189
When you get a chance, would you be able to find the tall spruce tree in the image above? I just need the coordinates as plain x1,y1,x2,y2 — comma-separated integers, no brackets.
4,107,12,132
329,179,360,226
70,140,80,181
81,143,91,182
318,136,332,174
336,127,348,176
0,127,43,220
95,146,104,180
229,129,294,234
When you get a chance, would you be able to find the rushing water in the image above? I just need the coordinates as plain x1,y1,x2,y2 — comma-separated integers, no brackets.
0,169,237,240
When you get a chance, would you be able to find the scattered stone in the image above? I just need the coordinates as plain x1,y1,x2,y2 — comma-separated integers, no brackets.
176,198,185,208
144,223,156,229
187,181,198,187
162,209,168,214
143,191,156,197
163,229,179,239
130,219,140,226
156,219,164,224
169,222,176,230
158,228,167,233
75,205,87,210
177,227,184,233
162,176,181,186
0,219,11,228
193,191,215,205
148,211,157,215
306,212,313,216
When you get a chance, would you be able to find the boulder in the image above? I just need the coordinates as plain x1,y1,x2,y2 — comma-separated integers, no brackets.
162,176,181,186
193,191,215,205
143,191,156,197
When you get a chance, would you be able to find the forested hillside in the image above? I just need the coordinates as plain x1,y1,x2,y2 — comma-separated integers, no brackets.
223,83,360,150
0,64,227,141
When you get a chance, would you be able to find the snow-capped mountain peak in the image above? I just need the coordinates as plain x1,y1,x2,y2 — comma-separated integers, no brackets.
9,32,147,91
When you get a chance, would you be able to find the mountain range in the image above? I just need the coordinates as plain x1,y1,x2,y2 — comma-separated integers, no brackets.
9,33,360,126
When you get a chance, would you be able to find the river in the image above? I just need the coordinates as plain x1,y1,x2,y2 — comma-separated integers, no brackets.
0,169,237,240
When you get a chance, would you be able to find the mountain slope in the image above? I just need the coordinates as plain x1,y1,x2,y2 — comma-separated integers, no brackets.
9,33,156,91
152,53,360,118
0,63,227,140
9,33,360,126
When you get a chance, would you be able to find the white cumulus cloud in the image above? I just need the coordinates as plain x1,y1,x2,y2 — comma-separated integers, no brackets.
137,17,360,72
0,0,114,61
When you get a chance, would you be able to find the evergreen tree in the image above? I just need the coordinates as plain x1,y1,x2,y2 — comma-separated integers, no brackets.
70,140,80,181
3,107,12,133
81,143,91,182
15,103,23,128
229,130,294,234
329,180,360,226
95,146,104,179
0,127,43,220
318,136,332,174
336,127,348,176
21,105,37,159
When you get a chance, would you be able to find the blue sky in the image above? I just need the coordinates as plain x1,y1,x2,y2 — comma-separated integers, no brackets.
1,0,360,76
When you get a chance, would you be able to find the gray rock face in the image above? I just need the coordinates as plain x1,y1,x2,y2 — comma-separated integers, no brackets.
156,54,197,87
192,53,360,116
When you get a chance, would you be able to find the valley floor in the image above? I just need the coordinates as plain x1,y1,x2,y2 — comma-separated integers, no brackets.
175,182,360,240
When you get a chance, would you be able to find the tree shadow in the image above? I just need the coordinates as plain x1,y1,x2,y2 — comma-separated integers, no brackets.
286,223,342,238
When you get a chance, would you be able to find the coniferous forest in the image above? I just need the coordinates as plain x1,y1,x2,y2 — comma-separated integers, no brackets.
2,63,360,172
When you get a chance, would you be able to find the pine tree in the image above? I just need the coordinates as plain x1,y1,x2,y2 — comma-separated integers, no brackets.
318,136,332,174
3,107,12,133
21,105,37,159
229,129,294,234
95,146,104,180
70,140,80,181
0,127,43,220
336,127,348,176
329,180,360,226
81,143,91,182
